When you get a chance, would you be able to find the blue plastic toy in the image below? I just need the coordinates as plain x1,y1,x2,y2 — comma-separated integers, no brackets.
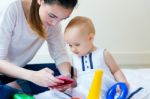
106,82,128,99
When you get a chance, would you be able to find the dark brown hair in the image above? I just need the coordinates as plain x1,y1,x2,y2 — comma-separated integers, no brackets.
28,0,78,39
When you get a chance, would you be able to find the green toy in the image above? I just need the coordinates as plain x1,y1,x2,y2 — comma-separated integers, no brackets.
13,93,35,99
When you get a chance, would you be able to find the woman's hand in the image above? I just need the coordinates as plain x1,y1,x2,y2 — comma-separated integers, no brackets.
49,75,76,92
29,68,64,87
51,83,72,92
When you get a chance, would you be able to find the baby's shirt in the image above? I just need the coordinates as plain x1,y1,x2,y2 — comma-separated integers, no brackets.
71,48,117,99
72,48,114,77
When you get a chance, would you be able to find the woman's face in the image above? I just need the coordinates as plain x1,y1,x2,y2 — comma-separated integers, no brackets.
38,1,72,28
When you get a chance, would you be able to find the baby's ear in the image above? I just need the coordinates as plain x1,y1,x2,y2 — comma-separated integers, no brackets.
88,33,95,41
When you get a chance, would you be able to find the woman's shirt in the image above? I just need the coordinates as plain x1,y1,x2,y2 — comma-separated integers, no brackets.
0,0,70,67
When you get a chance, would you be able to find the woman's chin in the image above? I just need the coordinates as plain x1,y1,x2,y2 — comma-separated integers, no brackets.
43,23,51,29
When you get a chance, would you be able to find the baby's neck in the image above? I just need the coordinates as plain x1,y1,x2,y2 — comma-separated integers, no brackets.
88,45,97,53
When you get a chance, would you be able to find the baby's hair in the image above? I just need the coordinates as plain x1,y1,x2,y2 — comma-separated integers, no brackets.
65,16,95,35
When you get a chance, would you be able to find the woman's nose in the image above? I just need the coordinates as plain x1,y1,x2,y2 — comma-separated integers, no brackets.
51,20,59,26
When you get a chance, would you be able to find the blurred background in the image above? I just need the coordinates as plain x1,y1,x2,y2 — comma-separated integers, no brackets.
29,0,150,68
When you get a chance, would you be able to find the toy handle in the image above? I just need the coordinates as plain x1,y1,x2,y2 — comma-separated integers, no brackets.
106,82,128,99
13,93,35,99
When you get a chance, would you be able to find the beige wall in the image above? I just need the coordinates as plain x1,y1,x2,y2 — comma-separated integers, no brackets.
32,0,150,67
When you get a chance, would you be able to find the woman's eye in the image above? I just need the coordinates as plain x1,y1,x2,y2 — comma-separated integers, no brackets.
48,15,55,18
48,13,56,18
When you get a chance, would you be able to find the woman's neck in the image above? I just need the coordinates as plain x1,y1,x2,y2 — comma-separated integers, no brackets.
22,0,31,19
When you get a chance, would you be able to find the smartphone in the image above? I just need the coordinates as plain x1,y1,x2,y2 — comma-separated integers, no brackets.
50,75,74,88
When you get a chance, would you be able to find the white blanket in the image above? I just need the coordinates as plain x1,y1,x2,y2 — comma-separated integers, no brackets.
122,69,150,91
34,69,150,99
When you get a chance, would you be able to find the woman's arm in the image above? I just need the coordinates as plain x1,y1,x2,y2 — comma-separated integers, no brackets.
0,60,63,87
57,62,71,77
47,24,71,75
0,60,33,81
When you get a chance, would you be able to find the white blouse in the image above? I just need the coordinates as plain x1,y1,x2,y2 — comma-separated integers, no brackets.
0,0,70,67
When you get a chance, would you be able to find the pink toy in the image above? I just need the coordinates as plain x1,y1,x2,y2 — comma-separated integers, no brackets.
50,75,74,88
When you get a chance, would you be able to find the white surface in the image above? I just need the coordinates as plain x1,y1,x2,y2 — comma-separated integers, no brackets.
61,0,150,52
122,69,150,90
30,0,150,66
34,68,150,99
34,89,70,99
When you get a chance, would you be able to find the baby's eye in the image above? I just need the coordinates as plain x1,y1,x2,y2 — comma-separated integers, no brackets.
69,44,72,47
75,44,80,46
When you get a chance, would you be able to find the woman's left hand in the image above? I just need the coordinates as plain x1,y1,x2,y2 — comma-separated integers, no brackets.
48,75,76,92
51,83,72,91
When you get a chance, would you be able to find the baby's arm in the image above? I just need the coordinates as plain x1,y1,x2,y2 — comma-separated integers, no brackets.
104,49,129,87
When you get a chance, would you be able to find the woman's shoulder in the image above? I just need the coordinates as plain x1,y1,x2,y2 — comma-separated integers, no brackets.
0,0,20,10
0,0,23,26
0,0,22,18
47,23,62,37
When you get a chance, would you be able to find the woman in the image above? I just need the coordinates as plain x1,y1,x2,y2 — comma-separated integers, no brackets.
0,0,77,97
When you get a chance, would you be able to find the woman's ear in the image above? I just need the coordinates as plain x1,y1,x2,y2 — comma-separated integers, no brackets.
37,0,44,5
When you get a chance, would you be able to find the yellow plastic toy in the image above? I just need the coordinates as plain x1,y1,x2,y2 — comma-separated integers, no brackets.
87,69,103,99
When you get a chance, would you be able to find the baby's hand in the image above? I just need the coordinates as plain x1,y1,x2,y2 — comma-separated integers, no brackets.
116,85,121,93
115,85,121,99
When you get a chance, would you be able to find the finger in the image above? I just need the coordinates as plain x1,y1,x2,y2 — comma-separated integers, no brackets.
44,68,54,74
54,86,67,92
54,84,71,91
116,85,121,93
50,75,64,83
47,75,65,88
48,79,58,87
71,81,77,88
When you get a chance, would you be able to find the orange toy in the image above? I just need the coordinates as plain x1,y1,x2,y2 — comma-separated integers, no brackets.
71,98,81,99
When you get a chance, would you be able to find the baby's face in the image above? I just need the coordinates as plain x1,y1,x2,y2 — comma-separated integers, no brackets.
65,27,93,57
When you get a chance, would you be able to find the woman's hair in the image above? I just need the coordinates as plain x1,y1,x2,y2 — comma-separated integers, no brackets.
28,0,78,39
65,16,95,35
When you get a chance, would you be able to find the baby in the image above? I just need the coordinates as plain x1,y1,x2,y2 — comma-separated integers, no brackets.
64,16,149,99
